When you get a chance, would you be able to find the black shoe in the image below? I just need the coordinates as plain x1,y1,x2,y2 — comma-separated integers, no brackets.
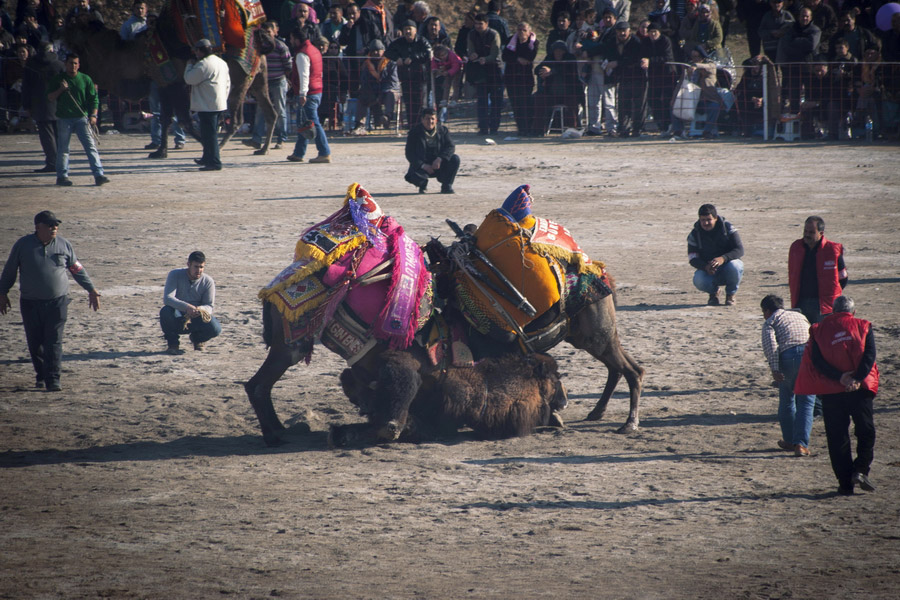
852,472,875,492
584,129,603,137
35,377,44,389
46,381,61,392
144,142,159,150
837,486,854,496
166,345,185,355
94,175,110,186
417,183,427,194
34,165,56,173
198,165,222,171
440,184,454,194
707,292,720,306
194,158,208,165
56,177,73,186
174,142,185,150
242,139,262,149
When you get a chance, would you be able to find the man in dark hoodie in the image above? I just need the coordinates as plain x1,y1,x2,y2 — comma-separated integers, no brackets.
687,203,745,306
404,107,458,194
22,41,62,172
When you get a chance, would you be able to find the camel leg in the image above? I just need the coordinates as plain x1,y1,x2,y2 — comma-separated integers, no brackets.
244,348,296,446
250,73,276,156
567,297,644,433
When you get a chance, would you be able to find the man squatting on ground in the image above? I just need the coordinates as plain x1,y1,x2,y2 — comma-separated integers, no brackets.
0,211,101,391
160,251,221,355
795,295,878,496
404,107,459,194
687,203,744,306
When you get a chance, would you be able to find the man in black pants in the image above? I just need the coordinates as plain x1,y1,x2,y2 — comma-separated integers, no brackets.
0,211,101,391
404,108,459,194
794,295,878,495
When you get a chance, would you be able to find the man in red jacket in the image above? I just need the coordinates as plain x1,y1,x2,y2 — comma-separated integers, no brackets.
795,296,878,495
788,215,847,324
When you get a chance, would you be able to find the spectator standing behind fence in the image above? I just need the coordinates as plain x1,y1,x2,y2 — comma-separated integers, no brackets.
777,6,820,110
404,107,459,194
487,1,511,46
548,11,576,48
316,37,348,128
245,21,290,150
758,0,794,59
802,0,835,55
685,3,723,53
386,20,431,128
47,53,109,186
795,296,878,496
22,42,62,172
184,39,229,171
423,15,450,48
119,0,146,40
602,21,649,138
432,43,461,119
321,5,346,46
532,40,581,134
799,61,839,138
17,8,48,49
686,203,744,306
582,9,619,135
0,210,101,391
669,45,722,138
760,294,815,457
503,22,538,136
287,27,331,163
160,251,221,355
358,39,400,129
648,0,680,43
552,0,590,29
788,215,847,325
734,54,779,135
468,13,503,135
595,0,631,22
65,0,103,27
828,10,878,61
643,22,675,134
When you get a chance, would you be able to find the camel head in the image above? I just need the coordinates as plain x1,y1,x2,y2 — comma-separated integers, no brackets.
530,353,568,413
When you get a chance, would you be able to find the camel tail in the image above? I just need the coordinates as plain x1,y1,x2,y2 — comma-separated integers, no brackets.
262,301,273,348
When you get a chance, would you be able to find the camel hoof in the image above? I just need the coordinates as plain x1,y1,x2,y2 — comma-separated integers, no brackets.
584,408,605,421
616,421,639,434
376,420,403,441
262,431,285,447
147,150,167,159
253,148,268,156
548,411,565,428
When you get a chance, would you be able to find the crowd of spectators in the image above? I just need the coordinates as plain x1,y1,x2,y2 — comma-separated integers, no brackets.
2,0,900,140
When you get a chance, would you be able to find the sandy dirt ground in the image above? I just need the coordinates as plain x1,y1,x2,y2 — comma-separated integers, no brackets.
1,131,899,599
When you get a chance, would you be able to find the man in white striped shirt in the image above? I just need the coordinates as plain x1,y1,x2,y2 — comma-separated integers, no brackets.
761,294,815,456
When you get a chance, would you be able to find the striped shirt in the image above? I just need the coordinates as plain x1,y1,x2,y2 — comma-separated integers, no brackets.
761,308,811,372
266,38,293,81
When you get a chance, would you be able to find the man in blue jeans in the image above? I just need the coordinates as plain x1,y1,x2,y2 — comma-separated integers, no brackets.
288,27,331,163
687,203,744,306
761,294,815,456
46,54,110,186
159,251,221,355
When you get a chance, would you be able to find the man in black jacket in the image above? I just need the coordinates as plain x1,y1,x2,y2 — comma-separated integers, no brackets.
404,108,459,194
22,42,63,172
386,19,432,128
602,20,649,138
687,203,745,306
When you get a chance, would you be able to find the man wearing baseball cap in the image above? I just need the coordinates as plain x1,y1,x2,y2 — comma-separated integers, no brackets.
0,211,101,391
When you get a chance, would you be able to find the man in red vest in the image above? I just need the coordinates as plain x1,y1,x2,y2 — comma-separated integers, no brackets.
795,296,878,495
788,215,847,325
287,27,332,163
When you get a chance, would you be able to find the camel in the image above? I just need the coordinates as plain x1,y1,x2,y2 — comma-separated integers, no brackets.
331,350,567,446
63,10,276,158
423,217,645,434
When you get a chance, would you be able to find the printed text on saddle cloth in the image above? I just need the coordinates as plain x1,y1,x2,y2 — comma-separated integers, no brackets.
532,218,592,265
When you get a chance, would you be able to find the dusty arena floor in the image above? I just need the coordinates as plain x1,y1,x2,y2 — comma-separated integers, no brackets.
1,131,899,599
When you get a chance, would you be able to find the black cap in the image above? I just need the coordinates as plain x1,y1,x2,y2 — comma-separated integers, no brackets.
614,20,631,30
34,210,61,226
369,39,385,51
195,38,213,49
402,19,417,29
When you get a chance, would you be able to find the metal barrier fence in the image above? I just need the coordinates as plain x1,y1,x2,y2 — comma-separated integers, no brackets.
3,55,899,141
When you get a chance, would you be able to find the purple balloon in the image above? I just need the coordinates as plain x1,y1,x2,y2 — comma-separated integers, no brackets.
876,2,900,32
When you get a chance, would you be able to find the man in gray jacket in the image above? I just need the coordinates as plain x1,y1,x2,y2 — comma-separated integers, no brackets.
160,250,221,355
0,211,101,391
